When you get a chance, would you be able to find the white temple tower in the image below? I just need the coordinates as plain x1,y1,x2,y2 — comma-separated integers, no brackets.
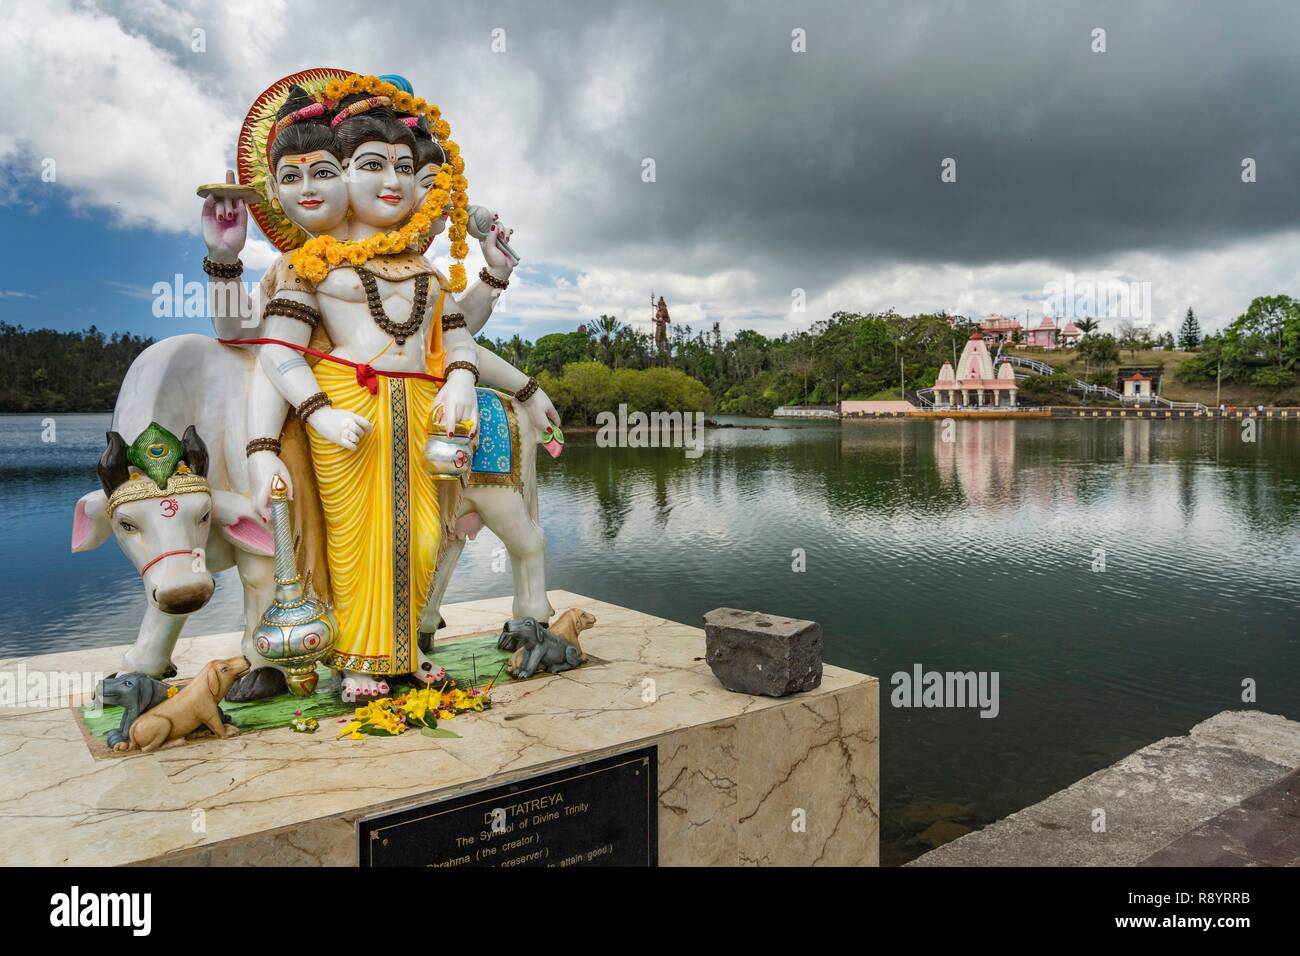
932,333,1018,407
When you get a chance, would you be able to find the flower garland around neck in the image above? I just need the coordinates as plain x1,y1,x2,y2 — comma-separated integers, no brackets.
290,74,471,290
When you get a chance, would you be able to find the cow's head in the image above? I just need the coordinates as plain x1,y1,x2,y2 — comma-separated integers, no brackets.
72,426,273,615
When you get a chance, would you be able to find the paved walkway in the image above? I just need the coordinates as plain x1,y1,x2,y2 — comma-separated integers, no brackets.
1141,768,1300,866
910,711,1300,866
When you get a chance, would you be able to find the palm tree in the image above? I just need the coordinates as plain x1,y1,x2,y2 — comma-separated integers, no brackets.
1075,317,1099,339
594,314,622,364
505,334,530,368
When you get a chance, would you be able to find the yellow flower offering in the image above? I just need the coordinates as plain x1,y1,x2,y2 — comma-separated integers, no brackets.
336,679,493,740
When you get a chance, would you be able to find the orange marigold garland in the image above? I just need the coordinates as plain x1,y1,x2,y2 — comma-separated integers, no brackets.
290,74,470,291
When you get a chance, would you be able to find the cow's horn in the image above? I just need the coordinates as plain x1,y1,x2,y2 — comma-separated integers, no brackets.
97,431,130,497
181,425,210,478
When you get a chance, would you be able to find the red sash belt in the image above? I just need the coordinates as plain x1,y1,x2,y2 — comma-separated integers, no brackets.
218,337,445,394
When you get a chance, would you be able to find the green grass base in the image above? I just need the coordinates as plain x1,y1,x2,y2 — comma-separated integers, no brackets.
79,629,517,748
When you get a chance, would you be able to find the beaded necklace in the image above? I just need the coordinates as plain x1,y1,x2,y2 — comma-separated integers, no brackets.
355,267,430,346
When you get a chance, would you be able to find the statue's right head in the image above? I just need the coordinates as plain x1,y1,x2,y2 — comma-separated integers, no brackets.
268,85,348,237
408,118,450,238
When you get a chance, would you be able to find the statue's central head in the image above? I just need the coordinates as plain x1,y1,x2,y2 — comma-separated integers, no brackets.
333,92,419,229
344,139,416,228
261,71,473,290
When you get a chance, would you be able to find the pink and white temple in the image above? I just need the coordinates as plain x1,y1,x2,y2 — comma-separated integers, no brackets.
933,333,1018,407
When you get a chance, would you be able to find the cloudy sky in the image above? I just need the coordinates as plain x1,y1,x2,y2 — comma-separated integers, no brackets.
1,0,1298,344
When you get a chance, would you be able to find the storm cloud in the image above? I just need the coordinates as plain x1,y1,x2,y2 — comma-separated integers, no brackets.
4,0,1299,333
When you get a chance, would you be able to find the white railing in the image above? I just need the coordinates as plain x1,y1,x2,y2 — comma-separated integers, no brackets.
772,405,840,419
925,404,1050,412
1148,396,1208,413
999,355,1058,377
1070,381,1124,401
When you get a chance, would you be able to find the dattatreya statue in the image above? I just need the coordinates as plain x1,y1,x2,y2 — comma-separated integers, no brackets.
75,70,564,707
200,70,562,702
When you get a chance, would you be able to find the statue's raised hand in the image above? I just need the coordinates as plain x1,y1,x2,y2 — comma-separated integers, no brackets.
479,211,517,272
307,407,372,452
202,170,248,263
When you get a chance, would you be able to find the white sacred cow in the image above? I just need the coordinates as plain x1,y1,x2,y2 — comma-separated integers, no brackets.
75,334,557,696
71,335,277,685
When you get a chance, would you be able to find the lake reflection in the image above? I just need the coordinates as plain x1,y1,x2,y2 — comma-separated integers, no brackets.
3,412,1298,864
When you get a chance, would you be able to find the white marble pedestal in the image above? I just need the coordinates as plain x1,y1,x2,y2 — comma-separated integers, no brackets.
0,591,878,866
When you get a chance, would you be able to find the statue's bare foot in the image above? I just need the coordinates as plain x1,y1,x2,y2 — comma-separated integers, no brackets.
341,673,389,702
412,645,447,686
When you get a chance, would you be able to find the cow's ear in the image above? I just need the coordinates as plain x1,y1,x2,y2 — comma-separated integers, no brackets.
211,491,274,556
72,491,112,552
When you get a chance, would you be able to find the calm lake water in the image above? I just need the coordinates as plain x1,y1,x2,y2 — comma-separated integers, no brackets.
4,411,1299,864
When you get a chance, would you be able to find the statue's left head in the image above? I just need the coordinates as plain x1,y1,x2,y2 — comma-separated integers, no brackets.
71,424,273,616
266,84,349,237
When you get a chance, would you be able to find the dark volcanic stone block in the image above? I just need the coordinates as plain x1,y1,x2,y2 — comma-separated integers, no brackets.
703,607,823,697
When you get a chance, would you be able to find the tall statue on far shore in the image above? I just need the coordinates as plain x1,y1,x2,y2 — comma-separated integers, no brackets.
201,70,560,703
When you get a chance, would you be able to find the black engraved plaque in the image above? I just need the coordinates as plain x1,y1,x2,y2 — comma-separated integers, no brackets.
358,745,657,866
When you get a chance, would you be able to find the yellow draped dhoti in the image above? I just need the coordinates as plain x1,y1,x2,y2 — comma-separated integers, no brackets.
309,360,442,675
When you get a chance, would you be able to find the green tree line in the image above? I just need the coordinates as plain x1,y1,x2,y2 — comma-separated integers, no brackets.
0,323,154,413
16,295,1280,419
481,310,986,420
1177,295,1300,393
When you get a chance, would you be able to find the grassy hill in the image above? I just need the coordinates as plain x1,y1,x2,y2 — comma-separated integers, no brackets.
1006,347,1300,407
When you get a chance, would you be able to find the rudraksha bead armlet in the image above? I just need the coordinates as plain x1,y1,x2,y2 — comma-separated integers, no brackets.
479,267,509,290
204,257,244,279
246,437,282,457
514,377,541,403
444,361,480,384
264,298,322,329
295,392,332,423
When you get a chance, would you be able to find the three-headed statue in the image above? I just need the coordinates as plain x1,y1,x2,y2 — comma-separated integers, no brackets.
201,70,558,702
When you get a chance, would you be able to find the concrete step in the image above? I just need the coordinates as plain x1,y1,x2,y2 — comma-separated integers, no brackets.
909,710,1300,866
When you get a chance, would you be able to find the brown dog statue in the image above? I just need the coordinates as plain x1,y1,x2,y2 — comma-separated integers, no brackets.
120,656,250,753
549,607,596,660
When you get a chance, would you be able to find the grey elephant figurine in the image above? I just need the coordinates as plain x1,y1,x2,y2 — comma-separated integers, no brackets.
97,672,170,749
97,671,232,749
503,617,584,679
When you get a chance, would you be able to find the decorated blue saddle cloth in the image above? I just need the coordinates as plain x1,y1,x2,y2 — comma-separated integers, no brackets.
469,388,519,487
